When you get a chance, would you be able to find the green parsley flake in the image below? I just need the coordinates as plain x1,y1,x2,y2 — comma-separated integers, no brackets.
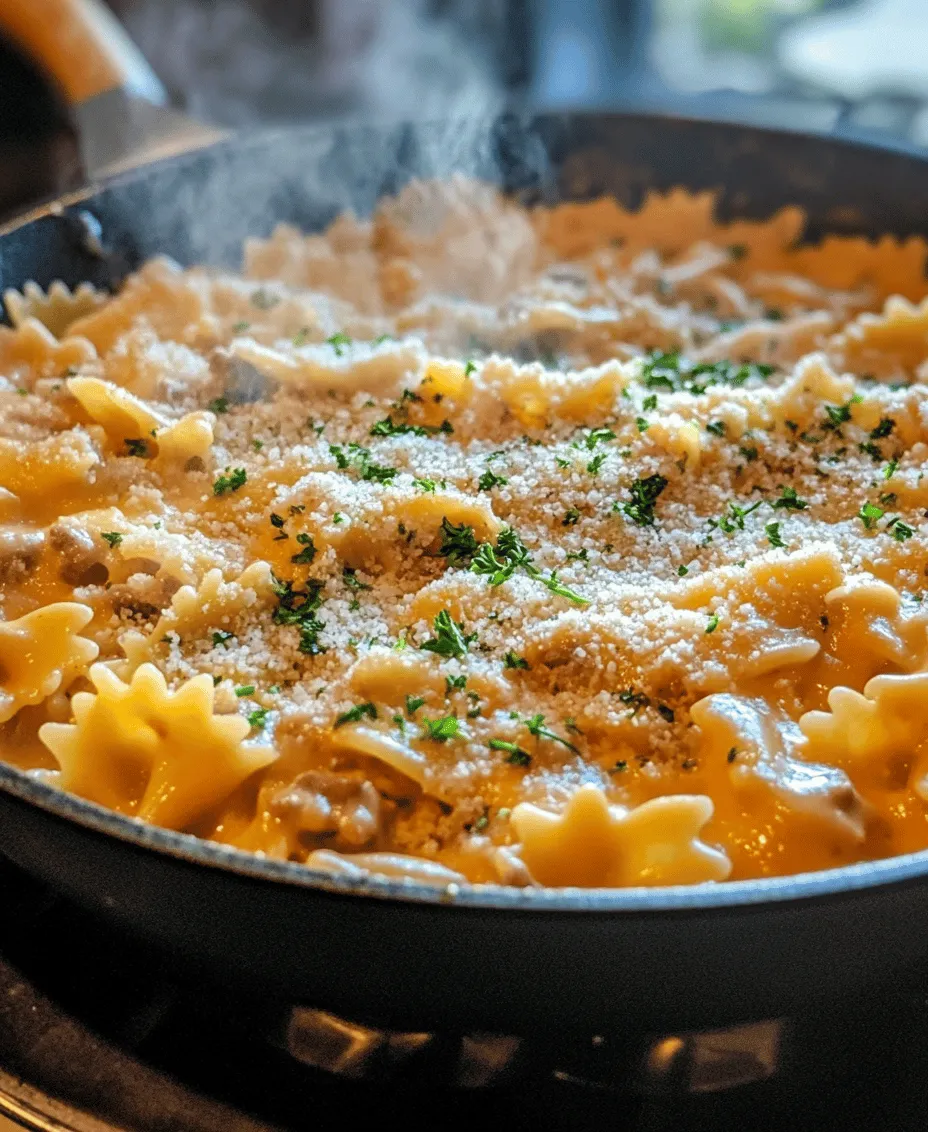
858,502,884,530
478,469,508,491
334,702,377,728
618,474,668,527
439,517,479,566
489,739,531,766
213,468,247,496
212,630,234,649
405,694,425,717
772,486,808,511
765,521,786,548
247,707,269,729
124,438,149,458
889,519,914,542
504,650,530,670
706,614,720,633
100,532,123,548
420,715,460,742
326,331,352,356
420,610,476,660
523,713,580,754
290,533,317,565
208,396,229,414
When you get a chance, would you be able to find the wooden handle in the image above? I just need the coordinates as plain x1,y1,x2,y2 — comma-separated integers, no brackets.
0,0,165,105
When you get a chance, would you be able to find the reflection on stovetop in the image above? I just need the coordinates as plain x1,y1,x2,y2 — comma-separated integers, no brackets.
0,855,927,1132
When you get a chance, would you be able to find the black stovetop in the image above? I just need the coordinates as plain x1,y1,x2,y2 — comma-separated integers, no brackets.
0,855,927,1132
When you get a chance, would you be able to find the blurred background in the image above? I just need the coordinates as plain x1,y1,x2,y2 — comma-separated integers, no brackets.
2,0,928,215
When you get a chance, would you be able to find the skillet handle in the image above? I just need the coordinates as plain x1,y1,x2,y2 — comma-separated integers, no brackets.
0,0,165,106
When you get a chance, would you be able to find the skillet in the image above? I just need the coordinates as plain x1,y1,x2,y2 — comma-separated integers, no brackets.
4,13,928,1041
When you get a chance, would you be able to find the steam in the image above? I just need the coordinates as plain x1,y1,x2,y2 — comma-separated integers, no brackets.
100,0,550,276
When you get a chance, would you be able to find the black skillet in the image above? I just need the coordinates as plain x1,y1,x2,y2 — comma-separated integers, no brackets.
1,109,928,1037
5,2,928,1038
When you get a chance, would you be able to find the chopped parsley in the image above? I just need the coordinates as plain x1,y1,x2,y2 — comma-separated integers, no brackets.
208,396,229,414
235,685,255,697
420,715,460,742
438,517,479,566
640,351,772,395
705,420,726,437
870,418,896,440
413,478,437,492
478,468,508,491
563,507,580,526
822,394,862,431
445,674,467,693
706,613,720,633
765,521,785,548
212,630,234,649
585,427,616,449
619,688,650,714
420,610,476,660
290,533,317,565
342,567,372,592
504,650,530,670
489,739,531,766
858,502,884,530
124,438,149,457
328,443,397,484
405,694,425,717
271,574,327,656
636,417,649,433
326,331,352,356
713,499,762,534
771,486,808,511
523,713,580,754
213,467,247,496
334,702,377,728
677,565,689,576
540,571,589,606
100,532,123,548
738,445,759,463
618,474,668,527
464,360,478,377
888,519,914,542
369,415,453,438
884,459,899,480
247,707,269,729
642,394,658,412
586,452,608,476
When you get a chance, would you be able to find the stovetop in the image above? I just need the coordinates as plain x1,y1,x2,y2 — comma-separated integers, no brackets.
0,856,927,1132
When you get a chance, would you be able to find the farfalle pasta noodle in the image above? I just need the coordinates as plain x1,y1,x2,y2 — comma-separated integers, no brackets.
2,178,928,887
39,663,276,830
4,281,106,338
0,603,99,722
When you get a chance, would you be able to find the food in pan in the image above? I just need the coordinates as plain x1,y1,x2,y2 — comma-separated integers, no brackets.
1,178,928,888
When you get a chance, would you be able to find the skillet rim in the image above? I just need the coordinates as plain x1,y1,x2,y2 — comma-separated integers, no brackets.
4,108,928,916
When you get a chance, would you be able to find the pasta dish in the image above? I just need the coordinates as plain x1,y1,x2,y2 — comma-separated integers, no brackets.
2,178,927,889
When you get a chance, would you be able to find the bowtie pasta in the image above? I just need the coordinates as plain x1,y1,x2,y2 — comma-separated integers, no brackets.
3,178,928,889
